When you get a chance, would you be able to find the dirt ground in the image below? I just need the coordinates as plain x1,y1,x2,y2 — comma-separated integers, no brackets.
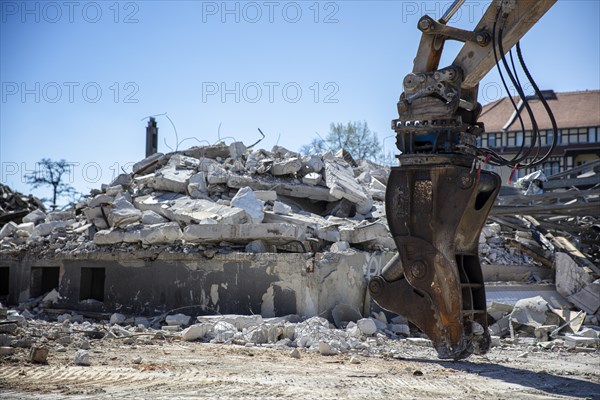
1,335,599,400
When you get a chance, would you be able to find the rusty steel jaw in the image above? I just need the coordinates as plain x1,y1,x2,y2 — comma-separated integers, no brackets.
369,155,500,360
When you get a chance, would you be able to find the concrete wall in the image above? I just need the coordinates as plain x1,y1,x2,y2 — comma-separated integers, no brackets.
1,251,394,319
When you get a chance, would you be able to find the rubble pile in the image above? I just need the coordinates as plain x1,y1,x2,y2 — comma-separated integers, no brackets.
0,298,597,366
0,143,395,256
0,184,45,226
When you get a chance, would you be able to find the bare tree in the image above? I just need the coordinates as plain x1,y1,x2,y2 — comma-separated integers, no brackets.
299,137,328,156
300,121,383,161
25,159,76,211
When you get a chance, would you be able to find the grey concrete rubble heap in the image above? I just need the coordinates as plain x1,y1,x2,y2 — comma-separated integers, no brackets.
0,142,396,255
0,300,598,366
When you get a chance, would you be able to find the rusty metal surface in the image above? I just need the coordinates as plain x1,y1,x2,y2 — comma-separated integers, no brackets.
370,158,500,359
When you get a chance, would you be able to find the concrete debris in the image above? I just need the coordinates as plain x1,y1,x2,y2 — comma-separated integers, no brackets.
151,167,195,193
23,209,46,224
555,252,593,298
110,313,127,325
332,304,362,329
324,159,373,214
231,187,264,224
165,313,191,326
510,296,554,328
29,345,49,363
302,172,322,186
289,348,301,359
74,349,90,366
273,201,292,216
357,318,377,336
181,324,212,341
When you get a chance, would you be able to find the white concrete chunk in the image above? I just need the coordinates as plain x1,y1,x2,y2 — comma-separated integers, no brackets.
357,318,377,335
108,194,142,228
0,221,22,239
231,187,264,224
331,241,350,252
207,164,229,184
74,349,90,366
271,158,302,176
324,159,373,214
151,167,195,193
229,142,246,159
302,172,322,186
273,201,292,215
33,221,67,237
166,313,191,326
22,209,46,224
182,324,212,341
188,172,208,198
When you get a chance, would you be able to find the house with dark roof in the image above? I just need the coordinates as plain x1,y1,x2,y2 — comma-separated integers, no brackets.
477,90,600,182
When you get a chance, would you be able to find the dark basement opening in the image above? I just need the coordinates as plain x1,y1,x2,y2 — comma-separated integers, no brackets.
80,267,105,302
30,266,60,297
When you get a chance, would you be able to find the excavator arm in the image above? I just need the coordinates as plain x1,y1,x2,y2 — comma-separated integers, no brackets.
369,0,556,360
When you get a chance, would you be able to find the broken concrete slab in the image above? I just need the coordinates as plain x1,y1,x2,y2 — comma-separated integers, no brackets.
22,209,46,225
302,172,322,186
83,207,109,230
229,142,246,160
187,172,208,199
181,324,212,341
151,167,195,193
88,194,114,208
207,165,229,185
140,222,182,245
93,229,125,245
183,144,230,160
132,152,165,175
302,155,324,173
167,154,201,169
568,281,600,315
33,221,66,237
141,210,168,225
254,190,277,202
324,159,373,214
271,158,302,176
165,313,191,326
134,194,249,225
510,296,553,328
331,241,350,253
107,194,142,228
339,222,388,244
0,222,18,240
555,252,593,298
183,223,302,244
273,201,292,216
231,187,264,224
227,175,336,202
109,173,133,188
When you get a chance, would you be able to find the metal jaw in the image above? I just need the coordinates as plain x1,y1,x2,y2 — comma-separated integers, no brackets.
369,155,500,360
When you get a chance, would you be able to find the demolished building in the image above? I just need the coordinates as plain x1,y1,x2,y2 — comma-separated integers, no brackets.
0,142,598,355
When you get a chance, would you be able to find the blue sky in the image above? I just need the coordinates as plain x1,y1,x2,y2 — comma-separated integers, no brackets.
1,0,599,205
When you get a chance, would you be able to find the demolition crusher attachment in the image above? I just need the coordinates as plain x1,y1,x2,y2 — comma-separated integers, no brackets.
369,154,500,359
368,0,556,360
